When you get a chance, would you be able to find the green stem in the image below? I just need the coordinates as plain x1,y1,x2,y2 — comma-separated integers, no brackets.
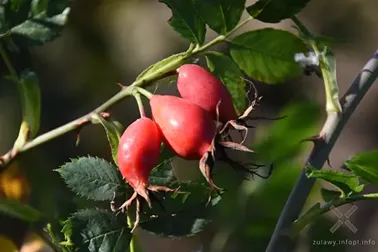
291,16,313,39
35,228,62,252
133,91,146,118
291,16,342,113
134,87,153,99
193,16,253,54
0,16,254,170
0,44,19,82
127,214,136,252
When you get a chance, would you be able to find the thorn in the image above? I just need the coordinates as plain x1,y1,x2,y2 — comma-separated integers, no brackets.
100,112,111,119
116,83,126,89
300,134,323,145
75,132,81,147
326,157,333,168
74,124,86,147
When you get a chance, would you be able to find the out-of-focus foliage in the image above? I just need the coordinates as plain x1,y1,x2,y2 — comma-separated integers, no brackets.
1,0,378,251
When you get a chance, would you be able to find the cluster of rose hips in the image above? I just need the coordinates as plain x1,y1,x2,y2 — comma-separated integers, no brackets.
114,64,266,231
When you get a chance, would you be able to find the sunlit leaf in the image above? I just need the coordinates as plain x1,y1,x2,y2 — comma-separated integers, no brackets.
193,0,245,35
62,209,131,252
345,150,378,186
306,166,364,197
229,28,307,84
10,6,70,46
56,156,126,201
159,0,206,44
95,115,122,165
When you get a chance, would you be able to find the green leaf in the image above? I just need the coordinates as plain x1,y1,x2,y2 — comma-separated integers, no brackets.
345,150,378,186
136,51,188,81
205,51,245,115
140,182,221,237
289,202,322,237
56,156,126,201
30,0,48,16
0,7,5,31
4,0,32,27
147,143,176,186
19,69,41,138
193,0,245,35
305,166,365,197
62,209,131,252
10,6,70,46
247,0,310,23
0,197,41,222
94,115,122,165
159,0,206,44
320,188,341,202
46,0,69,16
149,160,175,186
229,28,307,84
30,0,68,17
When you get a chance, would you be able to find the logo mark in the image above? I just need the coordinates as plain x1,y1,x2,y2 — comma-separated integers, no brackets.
329,205,358,233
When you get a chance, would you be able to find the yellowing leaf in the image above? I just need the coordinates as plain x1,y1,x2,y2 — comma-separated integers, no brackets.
0,162,31,202
0,235,18,252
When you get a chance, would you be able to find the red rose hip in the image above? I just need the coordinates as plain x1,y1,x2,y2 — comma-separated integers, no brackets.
115,116,176,232
150,95,216,159
117,117,161,193
150,94,222,192
177,64,238,122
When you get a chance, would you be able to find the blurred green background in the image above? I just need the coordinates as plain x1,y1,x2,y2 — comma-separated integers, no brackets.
1,0,378,251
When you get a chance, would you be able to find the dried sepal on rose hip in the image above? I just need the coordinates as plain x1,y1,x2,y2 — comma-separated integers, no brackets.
176,64,262,143
113,116,177,232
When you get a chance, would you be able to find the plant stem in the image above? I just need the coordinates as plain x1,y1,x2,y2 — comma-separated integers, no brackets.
134,87,153,99
127,214,136,252
0,44,19,82
292,16,342,113
0,15,253,170
266,49,378,252
193,16,253,53
133,91,146,118
35,228,62,252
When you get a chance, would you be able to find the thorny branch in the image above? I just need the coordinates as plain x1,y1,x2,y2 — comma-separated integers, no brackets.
266,49,378,252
